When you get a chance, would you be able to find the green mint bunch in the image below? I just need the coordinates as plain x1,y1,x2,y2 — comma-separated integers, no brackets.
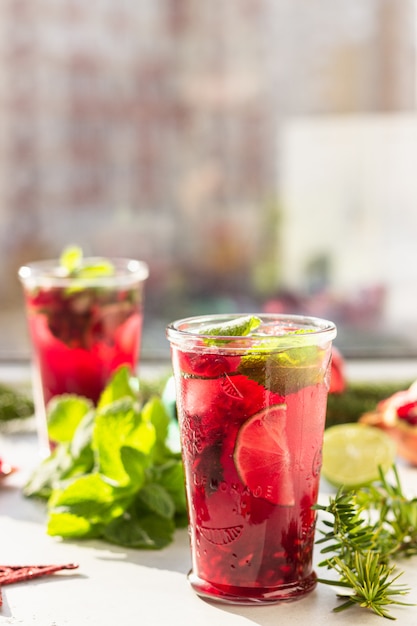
24,367,187,549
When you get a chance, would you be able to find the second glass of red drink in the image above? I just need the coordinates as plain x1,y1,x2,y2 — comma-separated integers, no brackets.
19,249,149,454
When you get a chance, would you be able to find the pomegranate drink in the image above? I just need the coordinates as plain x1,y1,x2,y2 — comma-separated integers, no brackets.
167,314,336,604
19,250,149,450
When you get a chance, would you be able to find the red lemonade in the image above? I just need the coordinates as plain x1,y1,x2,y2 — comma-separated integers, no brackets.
24,284,143,404
167,314,336,604
19,254,149,449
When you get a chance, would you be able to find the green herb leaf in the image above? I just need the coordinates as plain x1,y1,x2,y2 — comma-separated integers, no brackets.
142,396,177,463
69,410,95,462
238,345,325,395
23,443,75,499
198,315,261,337
155,460,188,515
47,472,130,534
119,447,147,487
103,511,175,549
24,366,186,550
137,483,175,520
77,262,115,278
47,395,94,443
92,398,155,486
47,511,97,538
60,245,83,274
97,366,138,410
59,245,115,279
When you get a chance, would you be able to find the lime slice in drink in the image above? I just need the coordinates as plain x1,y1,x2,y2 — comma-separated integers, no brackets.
322,423,397,488
233,405,294,505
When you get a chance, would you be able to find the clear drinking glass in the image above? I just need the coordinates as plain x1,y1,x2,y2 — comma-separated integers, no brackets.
19,257,149,454
166,313,336,604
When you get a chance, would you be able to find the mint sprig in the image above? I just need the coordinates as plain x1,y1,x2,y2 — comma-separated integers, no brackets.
238,345,325,395
60,245,83,274
39,246,129,349
198,315,262,337
238,331,327,395
60,245,115,279
198,315,262,346
24,366,187,549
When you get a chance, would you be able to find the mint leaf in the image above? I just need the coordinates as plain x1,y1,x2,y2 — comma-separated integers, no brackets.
238,345,326,395
47,473,130,532
47,395,94,443
156,460,188,515
23,444,74,499
24,412,95,499
137,483,175,520
143,396,170,442
75,261,115,278
69,410,95,460
97,365,138,410
60,245,83,274
142,395,177,462
59,245,115,279
120,447,147,487
48,472,118,508
103,512,175,549
93,397,156,485
199,314,261,337
47,511,97,538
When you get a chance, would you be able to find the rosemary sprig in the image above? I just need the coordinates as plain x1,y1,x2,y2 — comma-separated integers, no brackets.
314,465,417,619
323,552,410,620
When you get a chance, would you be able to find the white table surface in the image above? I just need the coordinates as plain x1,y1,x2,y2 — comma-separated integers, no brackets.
2,422,417,625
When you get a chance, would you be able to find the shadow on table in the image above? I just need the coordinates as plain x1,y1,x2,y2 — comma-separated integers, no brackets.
199,585,366,626
61,528,192,576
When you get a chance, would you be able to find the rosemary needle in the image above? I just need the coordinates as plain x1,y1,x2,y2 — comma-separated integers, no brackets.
314,465,417,620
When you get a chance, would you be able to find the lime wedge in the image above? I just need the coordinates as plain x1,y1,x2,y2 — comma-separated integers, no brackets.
322,423,397,488
198,315,261,337
233,405,294,505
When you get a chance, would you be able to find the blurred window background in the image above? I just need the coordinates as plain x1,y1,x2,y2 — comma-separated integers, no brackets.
1,0,417,362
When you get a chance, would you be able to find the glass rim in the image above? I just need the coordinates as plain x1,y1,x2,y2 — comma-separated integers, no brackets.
166,312,337,350
18,257,149,288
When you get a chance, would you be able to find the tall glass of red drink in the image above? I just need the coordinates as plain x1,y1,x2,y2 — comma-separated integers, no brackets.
19,254,149,454
166,313,336,604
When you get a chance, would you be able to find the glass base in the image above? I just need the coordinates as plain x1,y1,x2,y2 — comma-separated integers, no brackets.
188,570,317,605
